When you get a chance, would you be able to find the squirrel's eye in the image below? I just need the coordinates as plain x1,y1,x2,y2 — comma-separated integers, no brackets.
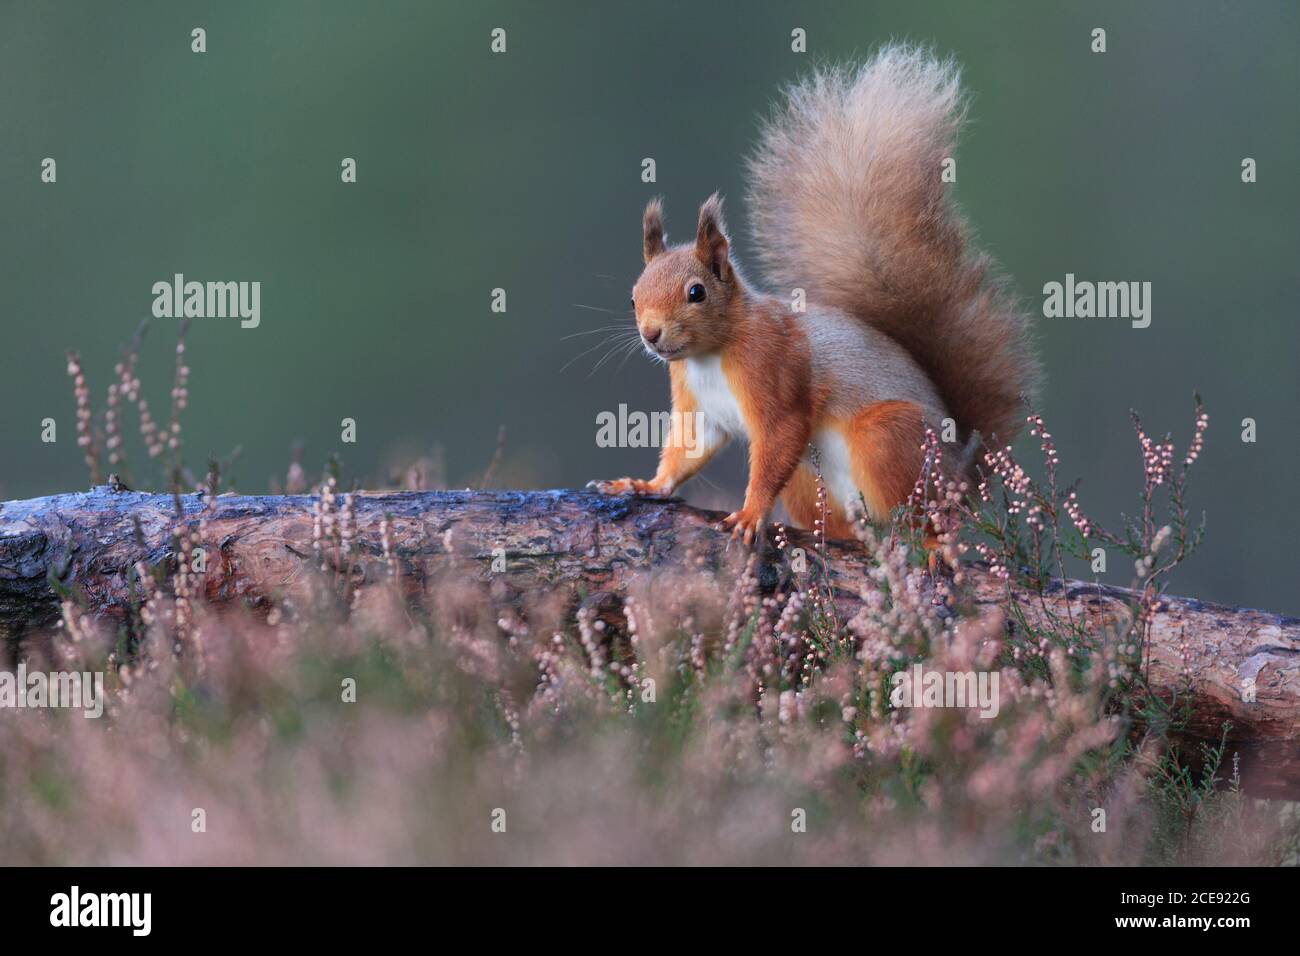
687,283,706,303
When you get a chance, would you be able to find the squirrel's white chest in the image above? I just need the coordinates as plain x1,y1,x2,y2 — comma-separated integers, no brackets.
684,355,748,440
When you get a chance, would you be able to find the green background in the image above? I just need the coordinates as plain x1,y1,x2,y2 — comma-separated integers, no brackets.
2,1,1297,612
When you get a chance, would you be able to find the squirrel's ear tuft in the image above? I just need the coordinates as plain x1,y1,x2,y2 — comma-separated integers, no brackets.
643,198,666,263
694,193,732,281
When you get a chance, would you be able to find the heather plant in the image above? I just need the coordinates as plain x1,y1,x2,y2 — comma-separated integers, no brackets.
0,336,1293,865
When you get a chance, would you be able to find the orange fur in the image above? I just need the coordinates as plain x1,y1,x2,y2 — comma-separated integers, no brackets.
647,362,719,493
721,303,815,529
779,466,820,530
842,401,927,519
780,465,855,539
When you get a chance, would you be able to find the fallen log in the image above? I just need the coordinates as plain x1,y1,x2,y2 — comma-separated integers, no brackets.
1,486,1296,797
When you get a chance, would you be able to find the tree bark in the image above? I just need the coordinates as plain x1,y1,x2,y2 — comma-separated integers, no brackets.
2,485,1297,797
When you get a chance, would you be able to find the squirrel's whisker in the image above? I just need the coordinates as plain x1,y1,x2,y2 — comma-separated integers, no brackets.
559,324,634,341
560,331,639,374
571,303,629,315
588,335,646,377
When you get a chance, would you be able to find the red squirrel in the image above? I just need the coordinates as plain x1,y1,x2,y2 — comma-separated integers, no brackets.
590,46,1039,545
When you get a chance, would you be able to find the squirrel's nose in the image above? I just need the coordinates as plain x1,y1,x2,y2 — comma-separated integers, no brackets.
642,326,662,345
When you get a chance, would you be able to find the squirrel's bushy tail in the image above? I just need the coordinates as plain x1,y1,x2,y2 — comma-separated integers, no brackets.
747,44,1039,450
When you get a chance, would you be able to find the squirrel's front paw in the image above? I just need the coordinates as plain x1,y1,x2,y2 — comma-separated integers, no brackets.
586,478,663,496
718,508,765,547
